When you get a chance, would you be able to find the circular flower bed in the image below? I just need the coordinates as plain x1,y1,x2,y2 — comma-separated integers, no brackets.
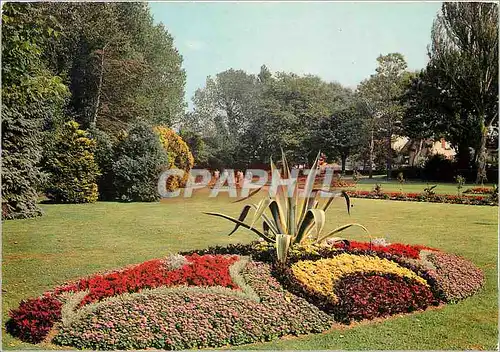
6,242,485,349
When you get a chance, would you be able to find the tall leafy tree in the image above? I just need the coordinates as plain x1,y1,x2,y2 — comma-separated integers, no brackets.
357,53,411,179
187,69,261,168
257,73,348,164
2,3,69,219
315,94,366,173
39,3,186,134
401,68,480,170
428,2,498,183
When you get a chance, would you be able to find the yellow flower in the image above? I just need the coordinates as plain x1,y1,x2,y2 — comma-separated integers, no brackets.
291,253,428,302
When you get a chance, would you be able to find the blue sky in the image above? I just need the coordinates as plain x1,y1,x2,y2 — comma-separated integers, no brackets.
149,1,442,110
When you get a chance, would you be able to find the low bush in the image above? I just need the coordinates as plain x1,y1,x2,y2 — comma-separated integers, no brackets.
154,126,194,191
425,252,485,302
44,121,100,203
6,294,62,343
423,154,455,181
112,122,170,202
332,272,437,323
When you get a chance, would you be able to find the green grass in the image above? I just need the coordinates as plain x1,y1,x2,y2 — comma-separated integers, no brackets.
2,190,498,350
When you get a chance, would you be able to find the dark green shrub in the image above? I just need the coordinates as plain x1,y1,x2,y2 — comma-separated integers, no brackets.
88,127,116,201
2,3,69,219
44,121,100,203
423,154,454,181
113,122,169,202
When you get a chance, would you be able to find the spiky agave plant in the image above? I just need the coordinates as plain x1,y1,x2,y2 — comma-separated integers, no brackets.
204,150,369,263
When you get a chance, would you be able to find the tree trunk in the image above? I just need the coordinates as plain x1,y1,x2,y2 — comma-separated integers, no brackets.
92,44,108,129
341,154,347,174
411,139,424,167
476,120,489,184
368,128,374,179
386,133,392,180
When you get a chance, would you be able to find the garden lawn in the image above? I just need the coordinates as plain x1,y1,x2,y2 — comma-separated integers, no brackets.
2,190,498,350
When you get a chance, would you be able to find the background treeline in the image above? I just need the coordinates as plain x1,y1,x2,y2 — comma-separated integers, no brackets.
2,2,498,220
2,2,191,219
180,2,498,183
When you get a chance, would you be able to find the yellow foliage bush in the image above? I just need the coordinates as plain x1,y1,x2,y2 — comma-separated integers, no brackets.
291,253,428,302
154,126,194,191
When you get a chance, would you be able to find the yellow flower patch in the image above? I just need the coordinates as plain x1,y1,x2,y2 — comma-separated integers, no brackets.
291,253,428,302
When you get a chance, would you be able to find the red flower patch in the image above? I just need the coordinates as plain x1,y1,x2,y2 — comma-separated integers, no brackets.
8,254,239,343
335,241,436,259
332,272,437,323
55,254,239,305
6,294,62,343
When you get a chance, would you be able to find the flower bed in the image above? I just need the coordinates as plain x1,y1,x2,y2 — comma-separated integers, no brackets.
7,243,486,349
7,254,239,343
52,262,333,350
332,272,436,323
463,187,494,194
346,190,497,206
290,254,428,303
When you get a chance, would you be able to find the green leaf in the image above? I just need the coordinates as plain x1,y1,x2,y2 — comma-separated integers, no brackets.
227,205,252,236
204,212,274,243
316,223,370,244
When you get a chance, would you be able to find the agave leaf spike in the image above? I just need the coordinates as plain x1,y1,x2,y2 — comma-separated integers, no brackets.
318,190,343,212
250,198,272,229
315,223,370,244
341,190,351,215
227,205,252,236
233,187,263,203
270,157,288,234
269,201,285,234
295,208,323,243
298,151,321,225
280,149,297,238
276,234,292,264
249,203,279,236
204,212,274,243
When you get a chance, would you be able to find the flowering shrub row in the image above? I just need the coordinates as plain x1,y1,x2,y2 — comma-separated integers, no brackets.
291,254,428,303
346,190,497,206
463,187,494,194
53,262,333,350
334,241,437,259
7,254,239,343
332,272,438,323
425,252,485,302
